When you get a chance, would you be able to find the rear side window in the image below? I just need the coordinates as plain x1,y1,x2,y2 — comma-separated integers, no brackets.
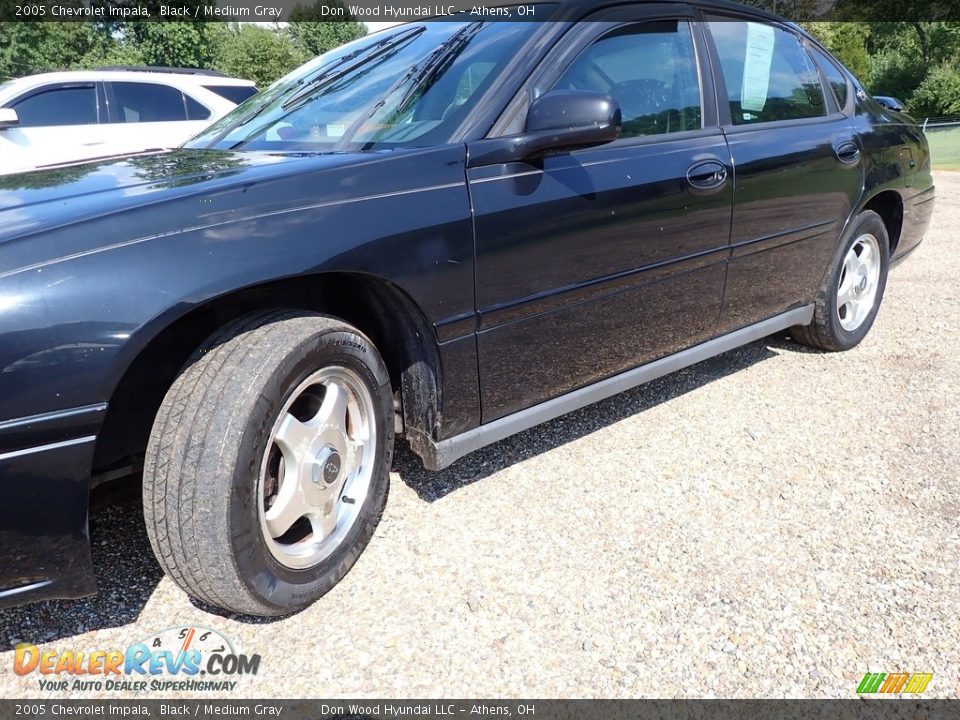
110,82,188,123
13,85,98,127
552,20,702,138
707,19,826,125
202,84,258,104
810,46,849,107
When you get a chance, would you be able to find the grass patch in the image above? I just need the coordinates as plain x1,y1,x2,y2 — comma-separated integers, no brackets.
927,126,960,171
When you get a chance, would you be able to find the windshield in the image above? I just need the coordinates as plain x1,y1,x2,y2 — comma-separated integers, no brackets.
187,18,549,153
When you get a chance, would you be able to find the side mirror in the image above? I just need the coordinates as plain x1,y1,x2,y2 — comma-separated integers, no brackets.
467,90,621,167
523,90,622,153
0,108,19,129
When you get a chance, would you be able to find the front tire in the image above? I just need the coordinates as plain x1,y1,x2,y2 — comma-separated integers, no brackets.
143,310,393,617
792,210,890,352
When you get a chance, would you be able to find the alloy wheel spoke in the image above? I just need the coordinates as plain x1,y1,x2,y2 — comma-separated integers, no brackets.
264,470,309,537
309,507,339,541
837,284,854,309
274,412,318,458
344,437,365,478
314,382,349,436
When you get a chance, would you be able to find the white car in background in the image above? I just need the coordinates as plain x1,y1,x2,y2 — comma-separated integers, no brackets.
0,67,257,175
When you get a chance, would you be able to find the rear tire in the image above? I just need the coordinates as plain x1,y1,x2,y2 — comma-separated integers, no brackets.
791,210,889,352
143,310,393,616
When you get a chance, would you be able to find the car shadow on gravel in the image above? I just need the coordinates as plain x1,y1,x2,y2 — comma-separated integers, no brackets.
394,337,790,502
0,336,798,641
0,489,163,648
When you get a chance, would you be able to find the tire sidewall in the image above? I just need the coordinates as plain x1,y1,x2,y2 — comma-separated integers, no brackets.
228,328,393,613
824,212,890,349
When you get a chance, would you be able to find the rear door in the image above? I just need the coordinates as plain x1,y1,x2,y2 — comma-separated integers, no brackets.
104,81,213,153
703,16,863,333
468,5,733,422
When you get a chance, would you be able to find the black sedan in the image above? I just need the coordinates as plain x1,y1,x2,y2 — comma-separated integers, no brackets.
0,1,935,616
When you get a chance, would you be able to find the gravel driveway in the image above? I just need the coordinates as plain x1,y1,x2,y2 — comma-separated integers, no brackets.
1,173,958,700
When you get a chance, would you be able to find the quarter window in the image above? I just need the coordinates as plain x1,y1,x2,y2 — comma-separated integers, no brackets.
707,20,826,125
201,84,258,105
109,82,188,123
185,94,212,120
12,86,97,127
552,20,702,138
810,46,849,108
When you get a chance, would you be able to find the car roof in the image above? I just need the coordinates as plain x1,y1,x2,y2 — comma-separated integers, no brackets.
544,0,785,21
1,70,255,89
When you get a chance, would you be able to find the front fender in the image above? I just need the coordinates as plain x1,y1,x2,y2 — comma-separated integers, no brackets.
0,145,473,605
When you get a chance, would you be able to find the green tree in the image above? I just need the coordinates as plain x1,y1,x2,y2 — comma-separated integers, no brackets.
124,22,227,69
909,64,960,116
868,48,928,100
802,22,871,81
214,25,308,87
0,22,105,79
288,4,366,57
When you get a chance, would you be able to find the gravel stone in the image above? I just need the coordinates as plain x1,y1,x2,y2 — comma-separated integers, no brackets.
1,173,958,699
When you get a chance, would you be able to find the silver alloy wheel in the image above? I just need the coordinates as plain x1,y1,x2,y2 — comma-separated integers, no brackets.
837,233,882,332
258,366,376,569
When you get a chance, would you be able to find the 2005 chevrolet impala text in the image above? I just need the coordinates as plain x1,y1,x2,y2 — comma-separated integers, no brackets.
0,1,934,616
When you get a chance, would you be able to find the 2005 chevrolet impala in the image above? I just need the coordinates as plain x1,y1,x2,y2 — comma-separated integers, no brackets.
0,1,935,615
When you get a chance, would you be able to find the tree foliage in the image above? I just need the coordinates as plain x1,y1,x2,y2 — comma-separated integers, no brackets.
289,1,366,56
910,64,960,116
0,19,364,86
802,22,870,81
214,24,310,88
803,21,960,117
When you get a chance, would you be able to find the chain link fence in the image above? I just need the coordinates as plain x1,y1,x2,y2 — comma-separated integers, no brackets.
923,116,960,170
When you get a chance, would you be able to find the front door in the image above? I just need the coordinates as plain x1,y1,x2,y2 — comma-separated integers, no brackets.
1,82,105,172
468,8,733,422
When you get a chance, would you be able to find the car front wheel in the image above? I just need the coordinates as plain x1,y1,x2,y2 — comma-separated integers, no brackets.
143,310,393,616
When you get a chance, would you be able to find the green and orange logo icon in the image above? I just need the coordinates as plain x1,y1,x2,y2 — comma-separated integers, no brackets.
856,672,933,694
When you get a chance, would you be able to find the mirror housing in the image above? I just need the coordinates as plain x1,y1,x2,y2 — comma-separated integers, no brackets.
0,108,19,129
467,90,621,167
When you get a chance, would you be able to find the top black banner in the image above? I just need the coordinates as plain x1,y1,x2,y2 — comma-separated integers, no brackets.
2,0,960,22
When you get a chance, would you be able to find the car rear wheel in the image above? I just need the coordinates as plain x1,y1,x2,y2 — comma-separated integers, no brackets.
143,310,393,617
791,210,890,352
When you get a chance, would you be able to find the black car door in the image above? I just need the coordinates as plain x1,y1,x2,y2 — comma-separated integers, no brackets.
466,5,734,422
703,16,863,334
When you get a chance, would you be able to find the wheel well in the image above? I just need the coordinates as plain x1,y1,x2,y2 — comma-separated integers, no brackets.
863,191,904,255
92,273,441,477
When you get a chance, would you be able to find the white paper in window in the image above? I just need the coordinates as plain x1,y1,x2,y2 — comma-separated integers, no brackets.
740,22,775,112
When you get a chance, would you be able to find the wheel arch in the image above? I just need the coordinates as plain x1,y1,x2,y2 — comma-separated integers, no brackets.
92,272,442,478
860,189,904,255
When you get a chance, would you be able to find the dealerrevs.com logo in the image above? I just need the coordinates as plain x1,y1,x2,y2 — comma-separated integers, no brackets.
14,626,260,693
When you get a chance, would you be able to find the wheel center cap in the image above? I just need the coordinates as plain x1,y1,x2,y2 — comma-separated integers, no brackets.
312,446,342,487
857,275,868,293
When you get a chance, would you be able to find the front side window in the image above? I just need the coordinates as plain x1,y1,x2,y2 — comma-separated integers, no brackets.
12,86,97,127
707,20,825,125
552,20,702,138
109,82,188,123
188,17,549,153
